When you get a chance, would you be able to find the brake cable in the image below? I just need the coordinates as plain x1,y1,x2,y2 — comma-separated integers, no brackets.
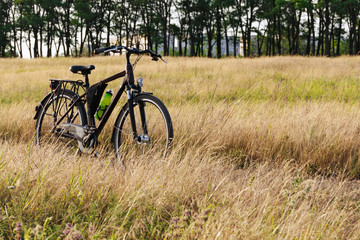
132,54,143,70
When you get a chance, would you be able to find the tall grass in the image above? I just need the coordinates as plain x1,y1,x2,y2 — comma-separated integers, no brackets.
0,56,360,239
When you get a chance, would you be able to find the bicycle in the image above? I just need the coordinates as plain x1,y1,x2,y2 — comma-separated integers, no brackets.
34,46,173,159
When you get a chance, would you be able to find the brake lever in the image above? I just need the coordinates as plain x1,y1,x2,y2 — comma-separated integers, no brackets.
160,57,168,63
159,55,168,63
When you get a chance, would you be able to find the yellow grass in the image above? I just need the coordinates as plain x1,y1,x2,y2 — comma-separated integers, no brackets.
0,56,360,239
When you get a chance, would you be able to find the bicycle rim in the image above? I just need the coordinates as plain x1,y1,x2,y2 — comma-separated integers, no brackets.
35,92,87,149
114,95,173,160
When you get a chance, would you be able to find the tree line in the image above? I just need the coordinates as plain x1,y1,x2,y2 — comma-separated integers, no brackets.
0,0,359,58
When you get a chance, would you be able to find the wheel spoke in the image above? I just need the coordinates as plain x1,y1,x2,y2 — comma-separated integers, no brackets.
114,125,132,136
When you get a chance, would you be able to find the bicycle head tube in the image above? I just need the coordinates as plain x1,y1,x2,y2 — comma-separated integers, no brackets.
125,55,136,89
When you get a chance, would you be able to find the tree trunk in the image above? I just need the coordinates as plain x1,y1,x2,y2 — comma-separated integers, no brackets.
179,29,183,56
162,18,168,56
27,31,32,58
287,24,292,54
33,29,39,58
216,6,221,58
106,13,111,47
353,16,357,55
55,37,61,57
80,25,88,56
349,22,353,55
277,8,282,55
172,35,175,56
200,32,204,56
330,14,335,55
61,36,66,57
184,36,187,56
18,29,23,58
39,27,43,57
239,11,246,57
357,21,360,54
225,28,229,56
233,26,238,57
247,5,254,57
317,15,323,56
324,0,330,56
337,15,342,56
167,9,171,56
188,14,195,56
295,10,302,54
66,8,71,56
87,32,91,57
272,0,276,55
311,9,315,55
306,11,311,55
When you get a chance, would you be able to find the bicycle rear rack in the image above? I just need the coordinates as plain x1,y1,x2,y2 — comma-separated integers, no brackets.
49,79,85,96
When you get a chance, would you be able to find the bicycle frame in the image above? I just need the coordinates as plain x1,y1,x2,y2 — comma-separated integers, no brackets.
52,51,142,145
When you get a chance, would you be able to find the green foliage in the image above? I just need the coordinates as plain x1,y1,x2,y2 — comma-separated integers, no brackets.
0,0,359,58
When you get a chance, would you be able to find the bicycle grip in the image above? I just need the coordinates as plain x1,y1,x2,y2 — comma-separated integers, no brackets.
95,46,113,54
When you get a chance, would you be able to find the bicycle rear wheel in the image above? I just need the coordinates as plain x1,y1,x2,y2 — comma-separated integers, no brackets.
35,89,87,149
113,94,173,160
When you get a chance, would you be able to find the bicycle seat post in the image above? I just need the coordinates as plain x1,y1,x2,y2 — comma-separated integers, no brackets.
84,73,89,89
69,65,95,89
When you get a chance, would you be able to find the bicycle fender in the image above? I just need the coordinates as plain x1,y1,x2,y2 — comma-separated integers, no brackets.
140,92,153,95
34,93,53,120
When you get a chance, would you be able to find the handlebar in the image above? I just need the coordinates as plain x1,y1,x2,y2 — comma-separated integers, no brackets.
94,45,167,63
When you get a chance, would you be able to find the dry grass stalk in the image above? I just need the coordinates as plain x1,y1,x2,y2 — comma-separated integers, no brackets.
0,56,360,238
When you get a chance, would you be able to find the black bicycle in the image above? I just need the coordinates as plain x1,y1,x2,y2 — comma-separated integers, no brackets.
34,46,173,159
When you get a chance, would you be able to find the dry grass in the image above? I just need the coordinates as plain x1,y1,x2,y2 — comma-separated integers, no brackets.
0,56,360,239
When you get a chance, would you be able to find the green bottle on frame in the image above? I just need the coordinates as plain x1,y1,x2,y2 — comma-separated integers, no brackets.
95,89,113,120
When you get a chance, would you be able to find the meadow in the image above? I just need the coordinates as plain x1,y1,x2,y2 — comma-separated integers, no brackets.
0,56,359,239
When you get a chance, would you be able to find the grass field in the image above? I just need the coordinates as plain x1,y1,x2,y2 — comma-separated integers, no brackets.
0,56,360,239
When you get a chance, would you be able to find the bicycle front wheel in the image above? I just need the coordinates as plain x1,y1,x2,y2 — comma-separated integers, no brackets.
35,89,87,149
113,94,173,159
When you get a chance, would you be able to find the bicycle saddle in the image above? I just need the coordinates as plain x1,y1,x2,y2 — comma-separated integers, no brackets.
70,65,95,75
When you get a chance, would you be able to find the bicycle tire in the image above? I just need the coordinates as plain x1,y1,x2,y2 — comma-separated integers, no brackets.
113,94,173,160
35,89,87,148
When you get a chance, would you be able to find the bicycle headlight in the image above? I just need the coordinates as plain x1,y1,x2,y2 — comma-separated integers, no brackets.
137,78,144,88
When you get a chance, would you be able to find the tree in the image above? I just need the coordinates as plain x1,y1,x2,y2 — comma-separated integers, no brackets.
1,0,359,58
0,0,12,57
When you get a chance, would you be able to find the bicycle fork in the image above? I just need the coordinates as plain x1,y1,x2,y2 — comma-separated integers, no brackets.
126,87,150,143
